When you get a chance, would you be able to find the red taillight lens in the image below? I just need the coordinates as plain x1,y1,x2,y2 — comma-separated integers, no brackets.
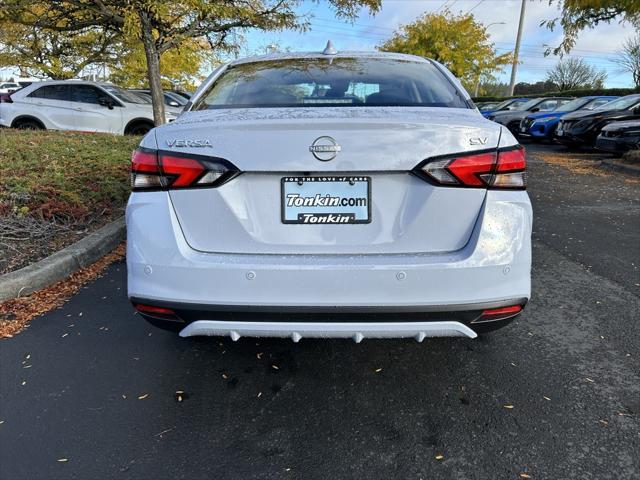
131,148,239,191
0,93,13,103
446,152,497,187
417,147,526,189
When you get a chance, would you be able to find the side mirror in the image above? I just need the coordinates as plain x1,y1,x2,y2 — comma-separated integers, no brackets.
168,100,180,107
530,107,540,112
99,97,114,110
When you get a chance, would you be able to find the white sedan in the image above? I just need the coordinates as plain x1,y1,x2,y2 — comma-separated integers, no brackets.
126,48,532,341
0,80,179,135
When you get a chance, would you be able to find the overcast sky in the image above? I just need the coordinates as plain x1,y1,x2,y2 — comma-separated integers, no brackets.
242,0,636,88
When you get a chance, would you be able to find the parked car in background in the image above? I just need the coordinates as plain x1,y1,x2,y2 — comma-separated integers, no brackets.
488,97,574,134
0,82,21,94
595,120,640,154
130,89,188,109
518,96,617,140
476,101,500,111
0,80,177,135
171,90,192,100
481,98,530,118
555,94,640,147
127,50,531,341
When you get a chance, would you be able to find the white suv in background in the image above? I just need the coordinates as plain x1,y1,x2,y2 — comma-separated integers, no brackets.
0,82,21,94
0,80,180,135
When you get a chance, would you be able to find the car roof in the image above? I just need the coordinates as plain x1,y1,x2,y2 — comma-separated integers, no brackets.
228,50,431,67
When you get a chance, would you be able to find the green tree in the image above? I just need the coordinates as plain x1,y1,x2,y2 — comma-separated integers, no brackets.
109,38,211,91
0,20,120,80
543,0,640,55
1,0,381,125
378,10,512,93
545,57,607,91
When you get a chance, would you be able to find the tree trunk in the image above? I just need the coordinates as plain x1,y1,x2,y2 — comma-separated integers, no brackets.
139,11,165,126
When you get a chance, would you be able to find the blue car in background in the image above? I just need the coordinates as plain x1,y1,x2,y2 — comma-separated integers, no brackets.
480,97,530,118
518,96,617,140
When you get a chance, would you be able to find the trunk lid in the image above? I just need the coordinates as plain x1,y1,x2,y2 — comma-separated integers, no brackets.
157,107,501,255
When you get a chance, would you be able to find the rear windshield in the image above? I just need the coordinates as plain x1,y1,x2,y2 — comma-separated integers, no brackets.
192,57,468,110
555,97,592,112
594,95,640,111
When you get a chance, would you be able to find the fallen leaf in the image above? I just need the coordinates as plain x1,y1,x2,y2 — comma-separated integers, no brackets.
222,374,228,379
520,474,531,478
585,378,595,383
543,396,551,401
0,420,4,425
598,419,608,426
21,381,26,386
138,394,149,400
375,368,383,373
61,333,68,338
256,352,263,359
504,405,514,409
435,454,444,460
57,458,68,463
78,312,83,316
257,392,262,398
121,395,127,399
271,364,279,370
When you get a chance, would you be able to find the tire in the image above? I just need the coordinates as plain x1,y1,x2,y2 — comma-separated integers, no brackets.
125,122,153,136
14,118,45,130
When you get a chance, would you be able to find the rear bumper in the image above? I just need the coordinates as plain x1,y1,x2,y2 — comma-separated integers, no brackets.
126,190,532,336
131,297,527,339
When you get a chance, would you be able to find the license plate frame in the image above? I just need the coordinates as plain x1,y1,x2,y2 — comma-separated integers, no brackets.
281,176,371,225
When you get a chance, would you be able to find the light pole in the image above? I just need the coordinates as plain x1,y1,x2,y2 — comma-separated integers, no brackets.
474,22,506,97
508,0,527,96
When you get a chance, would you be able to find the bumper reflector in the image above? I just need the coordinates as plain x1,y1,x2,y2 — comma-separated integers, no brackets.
473,305,523,323
134,304,178,319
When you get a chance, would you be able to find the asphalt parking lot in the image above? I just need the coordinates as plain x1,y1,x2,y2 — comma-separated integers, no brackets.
1,144,639,480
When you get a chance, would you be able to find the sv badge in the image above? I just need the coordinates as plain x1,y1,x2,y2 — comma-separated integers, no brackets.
469,137,488,146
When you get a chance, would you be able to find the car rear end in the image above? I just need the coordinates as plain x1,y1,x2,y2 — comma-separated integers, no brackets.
126,53,532,342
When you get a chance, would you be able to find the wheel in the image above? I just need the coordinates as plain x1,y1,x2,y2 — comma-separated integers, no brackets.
14,119,44,130
126,122,153,136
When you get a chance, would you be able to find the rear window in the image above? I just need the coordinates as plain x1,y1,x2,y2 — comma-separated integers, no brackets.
193,57,468,110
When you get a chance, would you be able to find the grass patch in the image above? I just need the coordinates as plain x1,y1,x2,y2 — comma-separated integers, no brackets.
0,129,139,273
0,129,139,221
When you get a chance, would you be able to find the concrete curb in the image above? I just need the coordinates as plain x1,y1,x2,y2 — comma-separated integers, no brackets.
600,159,640,176
0,217,125,302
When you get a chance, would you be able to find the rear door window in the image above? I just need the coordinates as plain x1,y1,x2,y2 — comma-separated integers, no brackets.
28,85,71,101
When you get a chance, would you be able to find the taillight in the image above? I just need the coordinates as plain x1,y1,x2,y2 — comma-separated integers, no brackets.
415,146,526,189
0,93,13,103
131,148,239,191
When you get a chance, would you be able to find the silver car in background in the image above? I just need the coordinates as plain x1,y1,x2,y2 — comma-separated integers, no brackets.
127,50,532,342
